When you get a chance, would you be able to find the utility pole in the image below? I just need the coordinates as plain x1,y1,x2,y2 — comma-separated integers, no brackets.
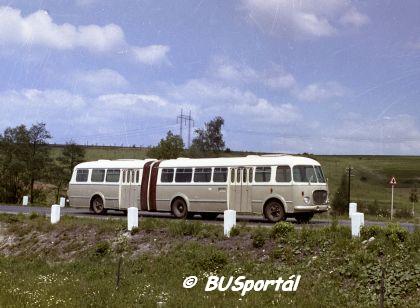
346,166,354,205
176,109,194,148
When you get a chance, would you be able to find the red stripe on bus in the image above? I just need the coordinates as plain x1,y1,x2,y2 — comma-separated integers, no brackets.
140,161,153,211
148,161,161,211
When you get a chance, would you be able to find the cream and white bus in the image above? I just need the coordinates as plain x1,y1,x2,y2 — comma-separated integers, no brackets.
68,155,329,223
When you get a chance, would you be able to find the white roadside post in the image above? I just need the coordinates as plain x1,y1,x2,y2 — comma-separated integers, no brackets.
127,207,138,231
389,177,397,220
351,212,364,237
349,202,357,218
59,197,66,207
224,168,236,237
50,204,61,224
22,196,29,206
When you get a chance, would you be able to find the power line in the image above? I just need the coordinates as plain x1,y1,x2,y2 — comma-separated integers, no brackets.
177,109,194,148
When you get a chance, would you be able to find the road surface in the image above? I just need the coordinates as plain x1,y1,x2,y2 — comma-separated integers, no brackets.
0,204,417,232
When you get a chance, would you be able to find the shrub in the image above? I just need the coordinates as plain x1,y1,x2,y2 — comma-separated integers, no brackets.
270,221,294,239
252,227,267,248
394,208,413,219
384,224,409,243
229,226,240,237
94,241,110,257
360,225,383,240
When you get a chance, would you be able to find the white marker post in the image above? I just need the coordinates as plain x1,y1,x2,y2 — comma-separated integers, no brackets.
389,177,397,220
127,207,138,231
349,202,357,218
51,204,61,224
22,196,29,206
59,197,66,207
224,168,236,237
351,212,364,237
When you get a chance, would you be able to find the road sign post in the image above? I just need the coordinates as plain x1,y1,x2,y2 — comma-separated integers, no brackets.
389,177,397,220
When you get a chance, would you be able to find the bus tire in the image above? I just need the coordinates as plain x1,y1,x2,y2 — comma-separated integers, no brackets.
91,195,107,215
171,198,188,219
295,213,314,224
264,200,285,223
201,213,219,220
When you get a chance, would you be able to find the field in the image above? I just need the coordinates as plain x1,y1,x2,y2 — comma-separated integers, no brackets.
49,145,420,219
0,213,418,307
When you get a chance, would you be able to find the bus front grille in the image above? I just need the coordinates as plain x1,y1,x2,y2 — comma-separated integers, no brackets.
313,190,328,204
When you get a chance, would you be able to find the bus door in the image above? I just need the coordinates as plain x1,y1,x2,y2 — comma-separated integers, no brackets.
119,169,140,209
228,167,252,213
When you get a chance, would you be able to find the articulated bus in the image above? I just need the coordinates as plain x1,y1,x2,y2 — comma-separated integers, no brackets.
67,155,329,223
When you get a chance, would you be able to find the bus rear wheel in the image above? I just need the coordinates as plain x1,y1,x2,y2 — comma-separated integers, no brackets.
91,196,107,215
295,213,314,224
171,198,188,219
264,200,285,223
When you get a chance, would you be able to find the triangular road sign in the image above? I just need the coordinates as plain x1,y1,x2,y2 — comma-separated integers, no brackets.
389,177,397,185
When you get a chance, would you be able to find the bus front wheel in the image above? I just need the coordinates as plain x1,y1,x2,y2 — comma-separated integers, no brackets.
171,198,188,219
91,196,107,215
264,200,285,223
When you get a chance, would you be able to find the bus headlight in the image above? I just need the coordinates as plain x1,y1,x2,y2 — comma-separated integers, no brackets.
303,196,310,204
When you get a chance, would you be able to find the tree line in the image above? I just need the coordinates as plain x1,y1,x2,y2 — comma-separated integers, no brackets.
148,116,227,159
0,123,85,204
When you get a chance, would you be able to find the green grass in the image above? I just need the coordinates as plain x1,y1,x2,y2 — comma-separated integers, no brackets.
0,214,419,307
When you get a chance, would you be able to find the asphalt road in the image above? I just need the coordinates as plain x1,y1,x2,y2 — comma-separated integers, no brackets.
0,204,417,232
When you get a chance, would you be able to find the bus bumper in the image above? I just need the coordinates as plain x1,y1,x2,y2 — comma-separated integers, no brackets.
294,204,329,213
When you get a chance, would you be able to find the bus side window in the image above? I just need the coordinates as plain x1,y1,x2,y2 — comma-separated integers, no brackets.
76,169,89,182
276,166,291,182
255,166,271,182
248,168,253,183
213,168,228,182
230,169,235,183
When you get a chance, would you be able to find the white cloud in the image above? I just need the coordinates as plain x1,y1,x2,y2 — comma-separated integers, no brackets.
296,81,345,102
339,8,369,27
72,69,129,93
0,6,170,65
211,57,296,90
97,93,168,108
0,6,124,52
131,45,170,65
167,78,300,124
241,0,369,39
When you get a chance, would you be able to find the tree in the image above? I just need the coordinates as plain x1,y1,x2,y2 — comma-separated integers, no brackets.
0,123,51,203
190,116,225,153
331,173,348,215
58,141,86,182
147,131,184,159
27,123,52,203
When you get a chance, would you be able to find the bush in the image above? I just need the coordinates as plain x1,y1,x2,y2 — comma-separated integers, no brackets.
252,227,267,248
394,208,413,219
94,241,110,257
270,221,294,239
366,200,379,215
384,224,409,243
229,226,240,237
360,225,383,240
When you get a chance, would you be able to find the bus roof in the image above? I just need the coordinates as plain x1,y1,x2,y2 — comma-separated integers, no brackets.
73,155,321,170
159,155,320,168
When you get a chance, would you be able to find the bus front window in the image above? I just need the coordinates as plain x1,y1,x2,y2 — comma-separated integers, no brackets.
293,165,317,183
314,166,326,183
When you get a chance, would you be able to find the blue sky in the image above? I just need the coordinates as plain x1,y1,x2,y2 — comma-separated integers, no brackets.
0,0,419,154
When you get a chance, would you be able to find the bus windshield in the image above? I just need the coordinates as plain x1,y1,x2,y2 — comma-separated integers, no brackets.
293,165,317,183
314,166,326,183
